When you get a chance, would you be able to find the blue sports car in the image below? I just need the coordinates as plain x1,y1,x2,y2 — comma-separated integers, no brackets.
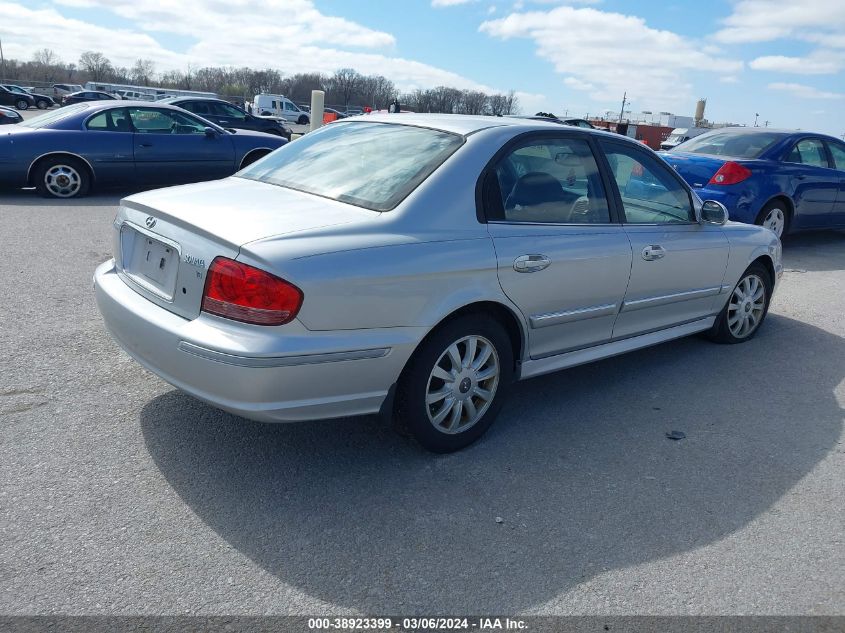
0,101,287,198
660,128,845,238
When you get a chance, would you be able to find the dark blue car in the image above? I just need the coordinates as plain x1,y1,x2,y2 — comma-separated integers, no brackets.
660,128,845,238
0,101,286,198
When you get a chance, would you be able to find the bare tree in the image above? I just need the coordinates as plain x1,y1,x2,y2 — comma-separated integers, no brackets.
32,48,59,81
457,90,488,115
330,68,362,107
79,51,113,82
130,59,156,86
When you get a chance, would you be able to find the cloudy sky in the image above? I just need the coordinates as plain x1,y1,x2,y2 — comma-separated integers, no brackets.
2,0,844,136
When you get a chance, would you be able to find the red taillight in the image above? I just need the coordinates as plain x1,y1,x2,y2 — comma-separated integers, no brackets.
201,257,303,326
708,161,752,186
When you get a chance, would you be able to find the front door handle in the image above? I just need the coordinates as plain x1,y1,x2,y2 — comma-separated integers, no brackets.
641,245,666,261
139,142,153,148
513,254,551,272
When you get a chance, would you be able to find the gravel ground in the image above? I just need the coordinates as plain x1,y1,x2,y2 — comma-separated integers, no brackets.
0,189,843,615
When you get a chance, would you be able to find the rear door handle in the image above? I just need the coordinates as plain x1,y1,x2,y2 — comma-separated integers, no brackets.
139,142,153,148
641,245,666,261
513,254,551,272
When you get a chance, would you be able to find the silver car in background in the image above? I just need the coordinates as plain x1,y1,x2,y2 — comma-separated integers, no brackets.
95,115,782,452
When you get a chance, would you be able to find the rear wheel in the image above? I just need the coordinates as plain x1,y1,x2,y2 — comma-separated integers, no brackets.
395,315,514,453
34,156,91,198
15,99,29,110
297,115,309,125
755,200,790,238
708,262,772,344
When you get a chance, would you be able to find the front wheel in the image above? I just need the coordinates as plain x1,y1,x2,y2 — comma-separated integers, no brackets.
708,263,772,344
36,99,50,110
15,99,29,110
297,115,309,125
395,315,514,453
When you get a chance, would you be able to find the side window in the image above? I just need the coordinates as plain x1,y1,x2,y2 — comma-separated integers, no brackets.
787,138,829,168
127,108,208,134
600,140,694,224
492,137,610,224
827,141,845,171
86,109,131,132
213,102,247,120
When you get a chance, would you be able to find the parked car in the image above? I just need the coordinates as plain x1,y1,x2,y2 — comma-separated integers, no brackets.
52,84,84,99
252,94,310,125
116,90,155,101
323,107,348,120
62,91,118,106
0,101,287,198
562,118,595,129
659,126,709,150
0,85,55,109
660,127,845,237
160,97,292,140
0,85,36,110
0,105,23,125
93,115,782,453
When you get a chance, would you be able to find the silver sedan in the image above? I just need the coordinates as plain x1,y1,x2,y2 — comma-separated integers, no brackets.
95,114,782,452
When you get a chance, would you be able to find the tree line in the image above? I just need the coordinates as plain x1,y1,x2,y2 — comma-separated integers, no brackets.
0,48,519,114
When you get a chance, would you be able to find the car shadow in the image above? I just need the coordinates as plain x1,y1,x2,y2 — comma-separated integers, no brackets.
0,185,166,207
782,230,845,273
139,314,843,613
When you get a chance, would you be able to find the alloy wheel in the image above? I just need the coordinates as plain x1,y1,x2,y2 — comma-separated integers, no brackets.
425,335,500,435
728,274,766,338
762,207,785,238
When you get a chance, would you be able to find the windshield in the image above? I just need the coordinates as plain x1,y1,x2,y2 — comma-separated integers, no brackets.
21,104,88,128
237,121,464,211
671,131,783,158
664,134,684,143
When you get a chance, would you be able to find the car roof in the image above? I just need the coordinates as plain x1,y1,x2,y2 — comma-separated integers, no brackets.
352,113,636,143
159,96,224,103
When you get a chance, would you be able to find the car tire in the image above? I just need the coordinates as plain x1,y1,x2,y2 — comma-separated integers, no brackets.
707,262,773,344
33,156,91,199
15,99,29,110
36,99,50,110
755,200,790,239
297,115,309,125
395,314,514,453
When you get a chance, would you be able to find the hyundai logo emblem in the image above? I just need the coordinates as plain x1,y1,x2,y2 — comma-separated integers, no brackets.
145,216,157,228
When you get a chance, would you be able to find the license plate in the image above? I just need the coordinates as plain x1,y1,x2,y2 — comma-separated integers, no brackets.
121,224,179,300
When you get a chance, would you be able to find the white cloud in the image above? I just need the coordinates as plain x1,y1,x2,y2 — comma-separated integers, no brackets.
749,53,844,74
714,0,845,47
720,76,740,84
0,0,505,94
431,0,476,6
768,82,844,100
480,6,742,105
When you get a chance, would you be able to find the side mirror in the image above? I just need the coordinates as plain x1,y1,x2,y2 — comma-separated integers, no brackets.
204,126,218,137
700,200,728,225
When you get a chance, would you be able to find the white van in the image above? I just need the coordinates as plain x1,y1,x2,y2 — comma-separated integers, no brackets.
660,127,709,150
253,94,310,124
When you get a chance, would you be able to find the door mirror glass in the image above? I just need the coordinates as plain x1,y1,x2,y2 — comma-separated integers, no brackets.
204,126,217,137
701,200,728,225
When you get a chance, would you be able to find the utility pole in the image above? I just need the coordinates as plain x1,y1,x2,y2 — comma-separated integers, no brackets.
754,112,759,127
618,91,628,123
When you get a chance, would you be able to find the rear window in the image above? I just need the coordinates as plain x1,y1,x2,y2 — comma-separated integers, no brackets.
237,121,464,211
21,104,88,128
671,131,782,158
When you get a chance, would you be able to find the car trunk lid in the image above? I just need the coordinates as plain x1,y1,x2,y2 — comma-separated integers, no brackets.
114,177,378,320
658,151,728,189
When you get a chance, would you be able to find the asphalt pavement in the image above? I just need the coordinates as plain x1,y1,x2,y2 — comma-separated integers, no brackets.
0,189,843,615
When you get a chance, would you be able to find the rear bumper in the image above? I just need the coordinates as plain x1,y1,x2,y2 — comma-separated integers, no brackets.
94,260,424,422
692,186,758,224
